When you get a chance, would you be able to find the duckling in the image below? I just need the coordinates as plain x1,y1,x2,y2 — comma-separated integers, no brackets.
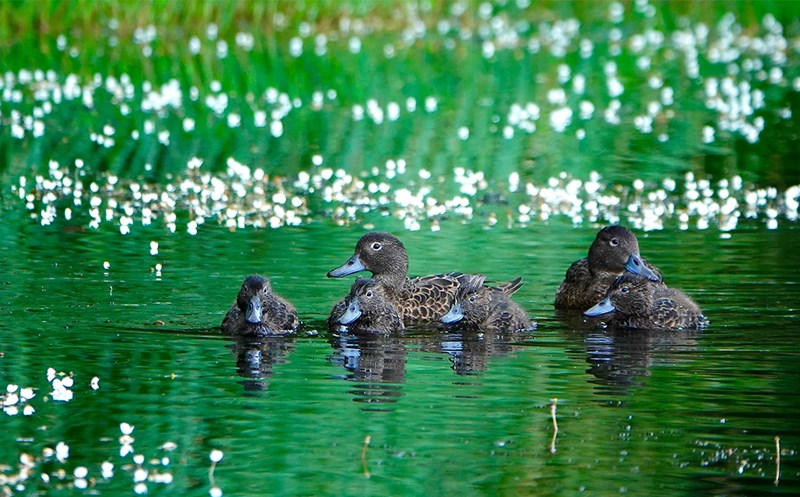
555,225,663,311
222,275,300,336
441,275,535,333
584,273,707,330
331,278,404,333
328,232,482,323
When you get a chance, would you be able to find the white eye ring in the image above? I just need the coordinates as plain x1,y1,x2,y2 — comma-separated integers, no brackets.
372,242,382,250
621,286,629,293
366,291,373,298
610,238,620,247
469,296,476,302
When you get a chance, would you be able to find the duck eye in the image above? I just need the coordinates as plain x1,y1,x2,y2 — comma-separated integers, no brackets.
621,286,629,293
366,291,373,297
469,296,476,302
610,238,620,247
371,242,382,250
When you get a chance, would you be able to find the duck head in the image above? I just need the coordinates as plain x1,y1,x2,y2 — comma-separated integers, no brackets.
327,232,409,281
237,275,271,324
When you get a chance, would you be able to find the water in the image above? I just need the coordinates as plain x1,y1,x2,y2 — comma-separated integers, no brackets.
2,1,800,495
1,220,799,496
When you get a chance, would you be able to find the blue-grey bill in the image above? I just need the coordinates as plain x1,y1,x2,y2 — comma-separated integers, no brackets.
440,303,464,324
327,254,366,278
624,254,660,282
245,295,262,324
338,300,362,325
584,298,616,317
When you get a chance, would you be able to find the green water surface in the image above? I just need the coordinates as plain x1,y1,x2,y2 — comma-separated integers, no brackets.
1,1,799,496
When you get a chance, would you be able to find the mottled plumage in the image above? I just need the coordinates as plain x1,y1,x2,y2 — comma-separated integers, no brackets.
221,275,300,336
328,232,485,323
329,278,404,333
441,275,535,332
584,273,707,330
555,225,663,311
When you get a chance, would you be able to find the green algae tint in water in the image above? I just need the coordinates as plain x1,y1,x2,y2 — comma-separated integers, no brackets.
1,220,800,496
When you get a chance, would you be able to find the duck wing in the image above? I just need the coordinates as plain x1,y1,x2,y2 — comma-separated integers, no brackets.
403,273,463,321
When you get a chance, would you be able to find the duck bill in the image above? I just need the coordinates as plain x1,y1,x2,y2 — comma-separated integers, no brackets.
245,295,263,324
584,298,616,317
327,254,366,278
338,300,362,325
440,303,464,324
624,254,660,282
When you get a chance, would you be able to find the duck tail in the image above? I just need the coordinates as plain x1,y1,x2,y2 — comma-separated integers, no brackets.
499,276,524,296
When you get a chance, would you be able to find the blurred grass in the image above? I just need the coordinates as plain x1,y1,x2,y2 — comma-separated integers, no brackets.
0,0,797,188
1,0,796,41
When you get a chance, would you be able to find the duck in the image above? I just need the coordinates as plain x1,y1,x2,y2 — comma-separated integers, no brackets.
221,275,300,336
328,232,496,323
329,278,404,333
440,275,535,332
555,225,663,311
584,273,707,330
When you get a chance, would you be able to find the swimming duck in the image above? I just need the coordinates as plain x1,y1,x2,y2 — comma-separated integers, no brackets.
328,232,486,323
555,225,662,311
330,278,404,333
221,275,300,336
584,273,707,330
441,275,535,332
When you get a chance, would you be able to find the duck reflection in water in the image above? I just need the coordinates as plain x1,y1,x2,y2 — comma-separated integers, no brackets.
572,329,701,396
227,335,297,392
328,331,406,406
436,329,533,375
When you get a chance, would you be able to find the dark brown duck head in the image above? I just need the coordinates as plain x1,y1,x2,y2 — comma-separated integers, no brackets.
327,232,409,287
584,273,655,318
236,275,273,325
588,226,660,281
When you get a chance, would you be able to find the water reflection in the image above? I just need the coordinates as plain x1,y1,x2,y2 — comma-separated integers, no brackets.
564,328,700,396
425,330,534,376
328,331,406,405
327,327,535,404
226,335,297,392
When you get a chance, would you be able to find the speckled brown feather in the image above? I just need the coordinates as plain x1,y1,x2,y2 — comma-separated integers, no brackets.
453,278,534,332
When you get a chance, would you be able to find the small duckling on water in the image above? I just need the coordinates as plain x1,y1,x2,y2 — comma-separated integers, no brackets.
584,273,707,330
331,278,404,333
222,275,300,336
441,275,535,333
555,225,663,311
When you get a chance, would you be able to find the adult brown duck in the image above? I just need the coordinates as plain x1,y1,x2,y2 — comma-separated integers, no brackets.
555,225,662,311
328,232,517,324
